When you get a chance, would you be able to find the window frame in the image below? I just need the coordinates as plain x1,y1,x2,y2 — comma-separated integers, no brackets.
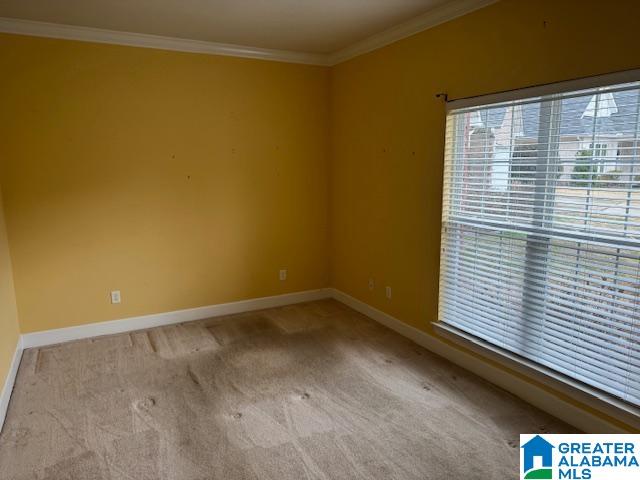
435,68,640,430
432,321,640,430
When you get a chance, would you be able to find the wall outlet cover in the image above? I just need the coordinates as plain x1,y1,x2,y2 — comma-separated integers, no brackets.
111,290,121,304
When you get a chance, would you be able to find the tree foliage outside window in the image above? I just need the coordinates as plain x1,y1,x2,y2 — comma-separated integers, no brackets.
570,149,622,187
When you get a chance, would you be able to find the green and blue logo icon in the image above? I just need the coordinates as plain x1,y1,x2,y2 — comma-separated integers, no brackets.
519,434,640,480
521,435,554,479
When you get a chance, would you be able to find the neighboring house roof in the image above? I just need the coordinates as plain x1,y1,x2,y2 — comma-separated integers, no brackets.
477,90,640,138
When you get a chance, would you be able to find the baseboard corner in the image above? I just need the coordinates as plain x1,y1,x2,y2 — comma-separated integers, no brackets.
0,338,24,434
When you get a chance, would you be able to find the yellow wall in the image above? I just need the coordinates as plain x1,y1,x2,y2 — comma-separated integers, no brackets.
329,0,640,430
330,0,640,329
0,34,329,333
0,183,20,391
1,0,640,428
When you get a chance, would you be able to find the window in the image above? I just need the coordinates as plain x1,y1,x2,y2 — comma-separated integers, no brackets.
438,80,640,408
590,142,608,158
588,142,611,173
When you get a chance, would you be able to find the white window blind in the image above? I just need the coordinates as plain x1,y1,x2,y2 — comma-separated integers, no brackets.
439,81,640,407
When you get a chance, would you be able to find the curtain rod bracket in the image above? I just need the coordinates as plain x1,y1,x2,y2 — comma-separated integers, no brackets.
435,92,449,102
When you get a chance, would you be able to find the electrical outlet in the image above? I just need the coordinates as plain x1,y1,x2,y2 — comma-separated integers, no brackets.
368,278,375,290
279,269,287,281
110,290,121,304
385,286,392,299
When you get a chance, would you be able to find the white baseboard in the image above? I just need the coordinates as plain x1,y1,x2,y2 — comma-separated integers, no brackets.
328,288,626,434
0,337,23,434
3,289,330,433
21,288,331,349
8,286,625,434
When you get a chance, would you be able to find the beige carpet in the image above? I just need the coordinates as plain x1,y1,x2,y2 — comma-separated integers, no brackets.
0,299,575,479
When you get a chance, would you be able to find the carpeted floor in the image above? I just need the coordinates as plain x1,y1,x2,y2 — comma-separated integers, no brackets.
0,299,575,479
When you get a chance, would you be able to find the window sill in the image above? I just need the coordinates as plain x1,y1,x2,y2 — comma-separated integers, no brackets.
432,322,640,431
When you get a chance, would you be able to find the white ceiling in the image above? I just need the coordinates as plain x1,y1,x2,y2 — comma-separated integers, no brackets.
0,0,454,54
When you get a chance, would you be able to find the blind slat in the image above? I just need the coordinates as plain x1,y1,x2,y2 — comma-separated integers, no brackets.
439,80,640,407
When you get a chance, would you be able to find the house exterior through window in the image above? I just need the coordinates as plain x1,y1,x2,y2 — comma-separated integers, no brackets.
438,80,640,408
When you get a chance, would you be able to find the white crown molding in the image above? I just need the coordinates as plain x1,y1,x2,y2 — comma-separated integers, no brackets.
0,17,330,66
327,0,498,65
0,1,497,66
